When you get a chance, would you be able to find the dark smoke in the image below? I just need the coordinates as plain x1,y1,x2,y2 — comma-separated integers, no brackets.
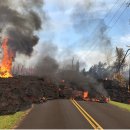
85,76,108,97
35,56,59,79
71,0,112,51
58,59,108,97
71,1,95,34
95,20,112,48
70,0,110,95
0,0,45,57
95,20,113,63
34,42,59,80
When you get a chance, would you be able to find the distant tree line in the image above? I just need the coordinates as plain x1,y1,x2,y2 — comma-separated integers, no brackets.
81,47,128,87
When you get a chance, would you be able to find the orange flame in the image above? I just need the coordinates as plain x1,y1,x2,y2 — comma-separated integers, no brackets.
83,91,88,99
0,38,13,78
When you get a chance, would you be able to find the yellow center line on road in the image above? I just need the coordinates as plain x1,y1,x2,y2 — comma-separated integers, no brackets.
71,99,96,129
70,99,103,130
73,99,103,130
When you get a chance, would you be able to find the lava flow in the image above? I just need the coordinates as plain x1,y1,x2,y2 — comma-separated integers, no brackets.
0,38,13,78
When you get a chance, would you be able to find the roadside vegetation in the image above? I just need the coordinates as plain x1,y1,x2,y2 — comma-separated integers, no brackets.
110,101,130,112
0,110,28,129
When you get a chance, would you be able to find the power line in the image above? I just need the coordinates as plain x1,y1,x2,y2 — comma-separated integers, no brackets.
104,0,120,20
86,0,129,59
107,0,127,26
78,0,128,65
107,4,128,32
84,0,124,57
87,0,121,40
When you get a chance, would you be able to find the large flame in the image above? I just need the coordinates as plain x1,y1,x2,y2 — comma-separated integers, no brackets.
0,38,13,78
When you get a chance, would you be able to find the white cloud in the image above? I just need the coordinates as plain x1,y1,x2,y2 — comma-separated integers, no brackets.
112,34,130,49
120,34,130,43
76,50,106,68
45,0,84,8
45,0,115,16
44,0,117,33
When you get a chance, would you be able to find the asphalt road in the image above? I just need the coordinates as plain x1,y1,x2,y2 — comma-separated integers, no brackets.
17,99,92,129
17,99,130,129
78,101,130,129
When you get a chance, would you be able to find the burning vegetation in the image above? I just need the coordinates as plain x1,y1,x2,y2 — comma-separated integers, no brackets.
0,38,13,78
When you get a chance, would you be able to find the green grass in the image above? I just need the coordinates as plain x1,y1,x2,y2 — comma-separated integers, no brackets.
109,101,130,112
0,110,28,129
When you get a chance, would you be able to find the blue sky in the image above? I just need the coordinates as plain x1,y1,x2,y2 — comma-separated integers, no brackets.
36,0,130,69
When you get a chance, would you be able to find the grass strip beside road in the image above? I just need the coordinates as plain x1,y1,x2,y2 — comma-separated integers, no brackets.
110,101,130,112
0,110,29,129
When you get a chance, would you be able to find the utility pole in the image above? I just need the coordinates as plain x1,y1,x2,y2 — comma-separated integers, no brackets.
128,55,130,92
118,48,130,90
118,49,130,72
72,57,74,70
